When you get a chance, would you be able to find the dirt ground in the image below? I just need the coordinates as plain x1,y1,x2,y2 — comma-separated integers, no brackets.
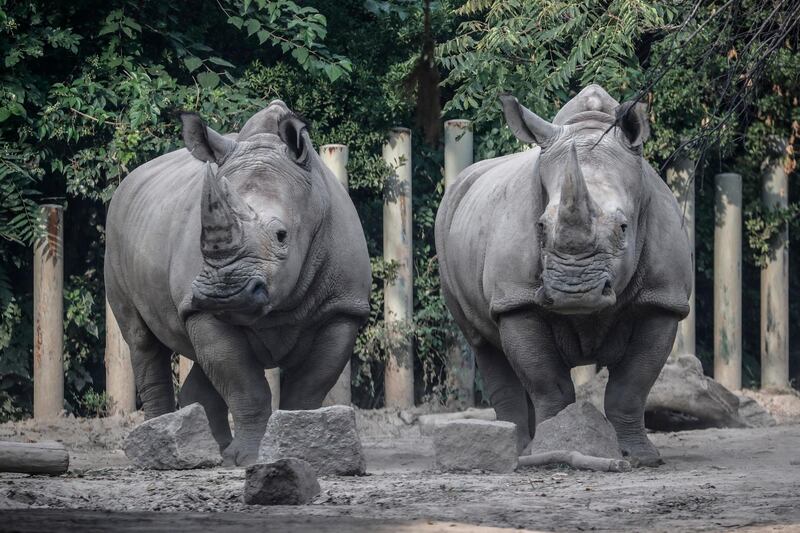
1,392,799,532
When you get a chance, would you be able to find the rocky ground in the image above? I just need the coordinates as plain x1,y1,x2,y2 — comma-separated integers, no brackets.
1,391,799,532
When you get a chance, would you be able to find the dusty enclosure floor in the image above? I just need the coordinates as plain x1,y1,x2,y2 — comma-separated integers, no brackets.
0,403,799,532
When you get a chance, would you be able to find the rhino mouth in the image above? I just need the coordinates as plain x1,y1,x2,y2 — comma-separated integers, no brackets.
191,275,271,316
534,253,616,314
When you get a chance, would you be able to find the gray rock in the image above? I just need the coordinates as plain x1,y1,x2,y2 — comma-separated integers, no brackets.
433,419,518,473
123,403,221,470
244,458,320,505
418,408,497,436
576,353,749,431
258,406,365,476
736,395,776,428
528,402,622,459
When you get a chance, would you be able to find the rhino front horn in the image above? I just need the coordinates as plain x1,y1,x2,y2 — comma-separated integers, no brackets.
555,143,596,251
200,163,251,262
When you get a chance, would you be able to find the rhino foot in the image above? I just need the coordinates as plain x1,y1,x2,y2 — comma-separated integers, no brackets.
222,438,260,467
619,435,663,467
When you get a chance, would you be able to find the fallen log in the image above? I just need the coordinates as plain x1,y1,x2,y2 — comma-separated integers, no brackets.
0,441,69,475
518,450,631,473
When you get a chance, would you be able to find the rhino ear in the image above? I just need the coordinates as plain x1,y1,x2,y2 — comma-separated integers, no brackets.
499,93,561,148
615,100,650,149
180,112,237,164
278,114,311,165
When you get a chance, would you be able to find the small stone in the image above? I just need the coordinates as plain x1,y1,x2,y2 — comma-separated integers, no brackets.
527,402,622,459
433,419,518,473
258,406,365,476
123,403,221,470
244,458,320,505
418,408,497,436
735,395,776,428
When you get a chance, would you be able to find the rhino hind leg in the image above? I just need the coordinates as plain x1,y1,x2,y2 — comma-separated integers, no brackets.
179,363,233,452
472,340,533,452
604,313,678,467
120,307,175,419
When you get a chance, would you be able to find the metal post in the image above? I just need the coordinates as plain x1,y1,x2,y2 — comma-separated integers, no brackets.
760,140,789,390
105,298,136,414
443,120,475,407
667,156,696,357
33,205,64,419
320,144,352,406
714,173,742,390
383,128,414,409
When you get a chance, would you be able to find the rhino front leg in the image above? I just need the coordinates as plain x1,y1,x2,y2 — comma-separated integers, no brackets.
604,312,677,467
279,316,360,409
498,310,575,427
186,314,271,466
179,363,233,452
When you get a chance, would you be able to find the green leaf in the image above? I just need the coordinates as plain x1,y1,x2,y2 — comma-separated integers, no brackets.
228,16,243,29
183,56,203,72
208,56,235,68
292,48,310,65
244,19,261,36
196,71,220,89
0,108,10,123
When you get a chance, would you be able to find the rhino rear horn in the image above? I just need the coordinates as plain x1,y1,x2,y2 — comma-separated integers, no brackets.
200,164,252,262
499,94,562,148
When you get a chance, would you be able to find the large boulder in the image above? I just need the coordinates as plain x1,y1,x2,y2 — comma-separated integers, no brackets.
527,401,622,459
123,403,221,469
433,419,518,473
244,458,320,505
575,353,776,430
258,406,365,476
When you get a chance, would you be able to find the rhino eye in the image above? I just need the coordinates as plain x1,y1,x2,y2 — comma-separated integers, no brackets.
620,223,627,234
276,229,288,243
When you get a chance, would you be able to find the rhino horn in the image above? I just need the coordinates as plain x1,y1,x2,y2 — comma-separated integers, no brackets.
556,143,596,246
200,163,252,262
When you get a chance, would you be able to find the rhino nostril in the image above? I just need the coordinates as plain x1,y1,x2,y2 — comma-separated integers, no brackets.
602,279,613,296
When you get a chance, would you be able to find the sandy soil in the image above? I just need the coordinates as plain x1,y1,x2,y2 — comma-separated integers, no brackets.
0,403,799,532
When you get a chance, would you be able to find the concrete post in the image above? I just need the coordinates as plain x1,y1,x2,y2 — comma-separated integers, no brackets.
714,173,742,390
443,120,475,407
265,369,280,412
570,366,597,387
105,298,136,414
33,205,64,419
320,144,352,406
383,128,414,409
667,157,696,358
760,140,789,390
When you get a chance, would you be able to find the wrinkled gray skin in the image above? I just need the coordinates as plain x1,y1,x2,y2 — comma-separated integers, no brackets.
435,85,691,466
105,100,370,466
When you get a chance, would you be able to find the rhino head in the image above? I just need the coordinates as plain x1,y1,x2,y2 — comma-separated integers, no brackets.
500,87,650,315
180,101,321,322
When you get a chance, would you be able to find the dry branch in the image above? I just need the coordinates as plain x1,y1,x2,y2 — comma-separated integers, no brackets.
518,451,631,473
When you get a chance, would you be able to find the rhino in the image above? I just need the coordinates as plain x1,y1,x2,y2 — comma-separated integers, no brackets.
435,85,692,465
105,100,371,465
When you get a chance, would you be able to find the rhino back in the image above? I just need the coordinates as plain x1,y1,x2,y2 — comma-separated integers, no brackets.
105,148,205,353
436,148,544,346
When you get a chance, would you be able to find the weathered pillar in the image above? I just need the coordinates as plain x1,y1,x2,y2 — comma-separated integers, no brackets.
383,128,414,409
105,298,136,414
265,369,280,412
714,173,742,390
33,204,64,419
760,140,789,391
667,156,696,357
443,120,475,407
178,356,193,387
320,144,352,406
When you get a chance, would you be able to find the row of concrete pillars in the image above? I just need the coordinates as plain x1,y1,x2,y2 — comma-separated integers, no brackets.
30,131,792,419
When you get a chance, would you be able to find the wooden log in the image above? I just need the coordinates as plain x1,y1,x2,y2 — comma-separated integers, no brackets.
0,441,69,475
105,298,136,414
518,450,631,472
